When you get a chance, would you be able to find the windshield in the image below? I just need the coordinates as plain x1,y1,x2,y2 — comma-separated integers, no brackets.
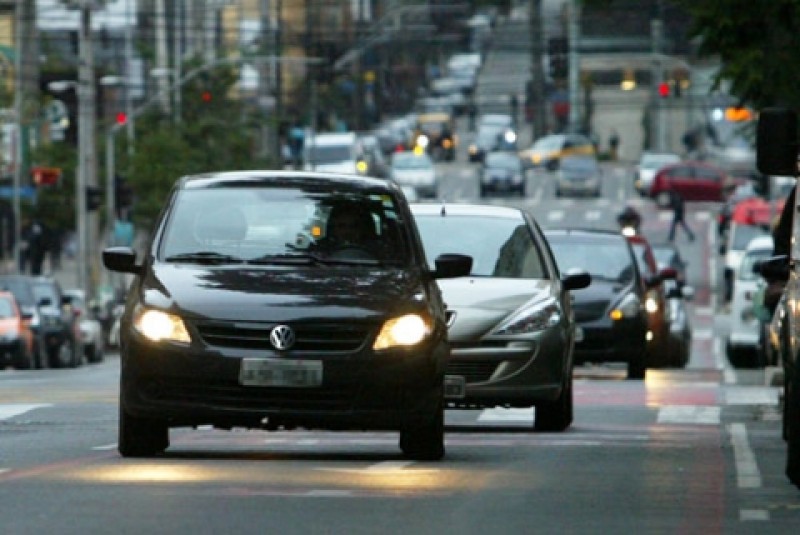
739,248,772,280
731,224,768,250
415,214,547,279
159,186,411,266
32,282,60,307
304,144,352,165
485,153,521,171
0,296,14,318
560,157,598,173
391,153,433,169
548,237,635,283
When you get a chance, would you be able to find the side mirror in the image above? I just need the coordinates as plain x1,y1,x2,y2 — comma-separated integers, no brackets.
562,270,591,291
754,255,789,281
433,253,472,279
103,246,141,275
21,310,33,321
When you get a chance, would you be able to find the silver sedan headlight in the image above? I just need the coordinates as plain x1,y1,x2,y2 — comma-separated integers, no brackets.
493,299,561,335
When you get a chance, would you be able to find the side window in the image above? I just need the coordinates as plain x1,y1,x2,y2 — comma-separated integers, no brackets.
695,167,722,182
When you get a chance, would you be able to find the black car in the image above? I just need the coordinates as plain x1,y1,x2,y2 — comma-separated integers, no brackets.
0,274,80,369
103,171,472,460
479,151,526,197
545,229,649,379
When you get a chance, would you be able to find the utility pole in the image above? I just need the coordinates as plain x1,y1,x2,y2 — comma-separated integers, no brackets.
528,0,546,139
650,18,664,151
155,0,170,114
77,0,98,300
567,0,581,131
124,0,135,155
274,0,283,158
260,0,272,157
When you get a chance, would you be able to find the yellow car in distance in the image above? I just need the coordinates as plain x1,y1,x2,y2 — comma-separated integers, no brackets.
519,133,595,171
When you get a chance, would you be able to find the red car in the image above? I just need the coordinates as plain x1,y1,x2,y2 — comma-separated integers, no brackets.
650,161,738,207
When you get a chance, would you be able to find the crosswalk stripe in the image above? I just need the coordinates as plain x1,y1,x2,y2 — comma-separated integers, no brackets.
478,407,534,422
657,405,720,425
0,404,51,421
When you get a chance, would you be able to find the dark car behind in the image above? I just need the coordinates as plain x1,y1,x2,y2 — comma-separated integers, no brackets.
545,229,649,379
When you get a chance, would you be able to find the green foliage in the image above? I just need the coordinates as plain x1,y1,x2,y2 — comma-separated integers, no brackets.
674,0,800,110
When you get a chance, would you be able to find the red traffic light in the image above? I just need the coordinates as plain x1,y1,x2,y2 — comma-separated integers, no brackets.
658,82,670,98
115,112,128,125
31,166,62,186
201,90,213,103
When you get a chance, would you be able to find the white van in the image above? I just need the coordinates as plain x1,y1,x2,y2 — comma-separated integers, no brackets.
303,132,361,175
726,235,774,367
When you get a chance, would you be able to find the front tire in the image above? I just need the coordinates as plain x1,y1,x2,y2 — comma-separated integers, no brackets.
12,341,33,370
118,404,170,458
535,367,573,432
399,386,445,461
49,340,77,369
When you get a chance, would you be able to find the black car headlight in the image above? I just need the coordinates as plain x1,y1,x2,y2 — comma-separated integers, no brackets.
133,305,191,344
610,293,641,320
373,313,432,350
494,299,561,335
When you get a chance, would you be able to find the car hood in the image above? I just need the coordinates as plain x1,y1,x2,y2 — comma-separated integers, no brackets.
306,161,358,174
437,278,554,338
138,263,426,322
570,278,635,321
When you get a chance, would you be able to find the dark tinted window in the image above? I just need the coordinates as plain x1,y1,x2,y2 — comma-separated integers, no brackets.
548,236,635,283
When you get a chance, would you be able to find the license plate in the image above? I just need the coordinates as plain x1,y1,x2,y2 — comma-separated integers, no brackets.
444,375,466,399
239,358,323,387
574,327,584,343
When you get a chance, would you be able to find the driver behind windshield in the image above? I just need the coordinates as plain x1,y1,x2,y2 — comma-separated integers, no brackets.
314,203,380,254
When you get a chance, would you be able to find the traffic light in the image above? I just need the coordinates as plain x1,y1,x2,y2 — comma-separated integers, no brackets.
201,90,213,103
31,166,62,187
86,186,103,211
658,82,670,98
114,175,134,212
548,37,568,80
115,112,128,125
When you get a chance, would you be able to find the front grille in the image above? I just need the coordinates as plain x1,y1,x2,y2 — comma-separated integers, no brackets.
195,321,370,353
574,301,610,322
446,360,498,384
152,381,354,412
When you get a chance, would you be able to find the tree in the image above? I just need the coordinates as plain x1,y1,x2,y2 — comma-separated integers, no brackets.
671,1,800,110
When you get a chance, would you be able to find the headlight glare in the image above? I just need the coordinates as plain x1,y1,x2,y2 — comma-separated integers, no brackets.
373,313,431,350
645,296,659,313
133,307,190,343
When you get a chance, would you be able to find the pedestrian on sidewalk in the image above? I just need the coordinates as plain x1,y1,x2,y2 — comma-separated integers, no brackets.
668,190,695,242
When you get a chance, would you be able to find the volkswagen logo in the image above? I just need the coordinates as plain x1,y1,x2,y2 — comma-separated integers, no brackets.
269,325,295,351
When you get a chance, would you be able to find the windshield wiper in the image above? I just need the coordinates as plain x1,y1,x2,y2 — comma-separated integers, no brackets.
249,252,383,267
164,251,245,264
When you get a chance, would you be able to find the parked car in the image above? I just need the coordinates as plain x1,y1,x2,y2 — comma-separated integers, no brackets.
555,155,603,198
722,221,771,302
633,152,682,196
102,170,472,459
411,203,590,431
649,160,739,206
64,289,105,364
545,229,650,379
479,151,526,197
0,290,35,370
519,133,596,171
625,234,679,368
389,151,437,198
0,275,47,369
727,235,775,368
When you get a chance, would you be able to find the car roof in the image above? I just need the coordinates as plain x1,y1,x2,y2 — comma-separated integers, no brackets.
177,171,400,193
410,203,525,220
306,132,357,145
544,228,625,241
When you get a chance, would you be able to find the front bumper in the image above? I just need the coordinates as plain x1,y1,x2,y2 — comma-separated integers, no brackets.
121,331,447,431
573,317,647,364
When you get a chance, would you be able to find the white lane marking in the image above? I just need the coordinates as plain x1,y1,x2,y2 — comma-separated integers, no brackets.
658,211,672,222
91,443,118,451
0,404,51,420
0,469,9,475
547,210,565,222
729,423,762,489
459,168,473,179
695,211,712,221
656,405,721,425
585,210,601,221
724,387,779,406
478,407,534,422
693,328,713,340
739,509,769,521
694,307,714,316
